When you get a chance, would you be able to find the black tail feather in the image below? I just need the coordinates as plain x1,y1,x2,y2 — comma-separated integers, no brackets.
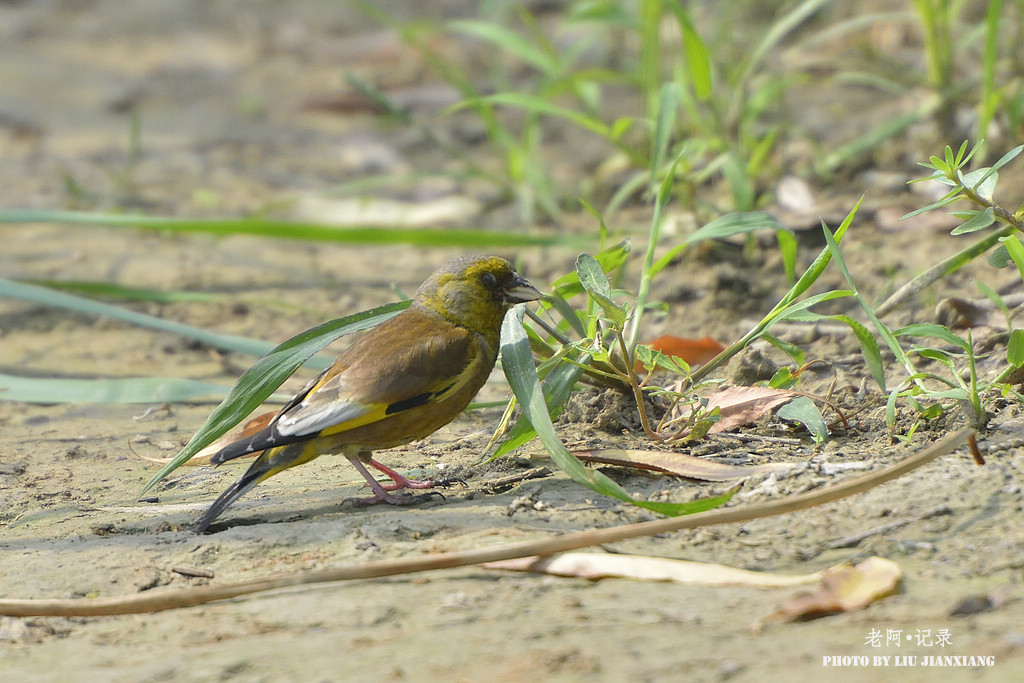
193,469,265,533
210,424,310,465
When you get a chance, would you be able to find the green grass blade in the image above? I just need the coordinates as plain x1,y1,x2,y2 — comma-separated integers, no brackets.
452,93,613,139
0,276,281,360
0,374,273,405
501,306,735,516
0,209,580,248
682,211,785,245
831,314,887,391
491,347,591,459
18,279,222,303
139,301,409,495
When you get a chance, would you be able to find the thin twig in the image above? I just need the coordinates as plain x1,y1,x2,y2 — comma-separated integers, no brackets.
0,429,970,617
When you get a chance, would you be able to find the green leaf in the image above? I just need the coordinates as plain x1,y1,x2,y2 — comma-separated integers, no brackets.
991,143,1024,172
0,374,271,405
1000,234,1024,280
670,4,712,100
777,396,829,444
139,301,410,495
500,306,735,516
762,333,804,366
776,228,798,284
576,253,627,325
18,279,222,303
1008,329,1024,368
894,323,971,351
959,167,997,202
492,348,591,459
0,209,580,248
448,20,561,76
452,93,613,139
832,315,887,392
950,206,995,235
989,244,1012,268
649,82,680,184
683,211,785,245
0,276,286,362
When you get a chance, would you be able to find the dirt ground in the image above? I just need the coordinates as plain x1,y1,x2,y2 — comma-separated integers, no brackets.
2,2,1024,682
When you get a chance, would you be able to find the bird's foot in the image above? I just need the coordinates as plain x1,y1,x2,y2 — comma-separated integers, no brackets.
369,458,463,491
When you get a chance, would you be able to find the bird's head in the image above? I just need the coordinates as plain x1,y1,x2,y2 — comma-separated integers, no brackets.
415,255,542,341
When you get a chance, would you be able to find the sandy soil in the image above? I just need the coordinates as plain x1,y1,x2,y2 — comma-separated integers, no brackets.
2,2,1023,682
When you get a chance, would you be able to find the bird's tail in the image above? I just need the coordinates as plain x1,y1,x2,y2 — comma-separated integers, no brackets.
194,441,320,533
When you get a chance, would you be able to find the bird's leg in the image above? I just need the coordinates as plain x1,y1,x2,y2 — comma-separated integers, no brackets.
367,458,435,490
345,454,436,506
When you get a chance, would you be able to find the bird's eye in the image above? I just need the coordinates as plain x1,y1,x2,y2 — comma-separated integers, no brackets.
481,272,498,289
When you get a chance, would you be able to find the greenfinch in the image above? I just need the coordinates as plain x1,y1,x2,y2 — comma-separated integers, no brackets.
193,255,541,533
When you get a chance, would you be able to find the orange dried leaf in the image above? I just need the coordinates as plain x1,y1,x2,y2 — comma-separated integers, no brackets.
645,335,725,365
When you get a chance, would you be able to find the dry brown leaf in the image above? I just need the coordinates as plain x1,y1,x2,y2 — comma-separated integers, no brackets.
756,556,902,629
484,553,823,588
572,448,796,481
673,385,798,433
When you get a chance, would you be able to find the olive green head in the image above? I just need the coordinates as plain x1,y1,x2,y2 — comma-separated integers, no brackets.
415,255,541,342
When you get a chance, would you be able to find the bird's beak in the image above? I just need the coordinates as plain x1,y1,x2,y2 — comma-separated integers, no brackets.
504,275,543,304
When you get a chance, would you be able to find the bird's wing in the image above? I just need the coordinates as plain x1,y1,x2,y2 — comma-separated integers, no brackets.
209,310,490,465
275,316,483,438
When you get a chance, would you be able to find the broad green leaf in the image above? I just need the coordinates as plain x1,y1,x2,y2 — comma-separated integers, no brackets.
576,253,627,324
491,347,591,459
501,306,735,516
950,206,995,235
1008,329,1024,367
989,244,1012,268
1000,234,1024,280
140,301,410,494
959,167,997,202
777,396,828,444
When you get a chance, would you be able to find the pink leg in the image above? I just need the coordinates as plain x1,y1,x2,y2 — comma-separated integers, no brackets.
368,458,435,491
346,456,431,506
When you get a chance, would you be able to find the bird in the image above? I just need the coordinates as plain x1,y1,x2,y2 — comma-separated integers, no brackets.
192,255,541,533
